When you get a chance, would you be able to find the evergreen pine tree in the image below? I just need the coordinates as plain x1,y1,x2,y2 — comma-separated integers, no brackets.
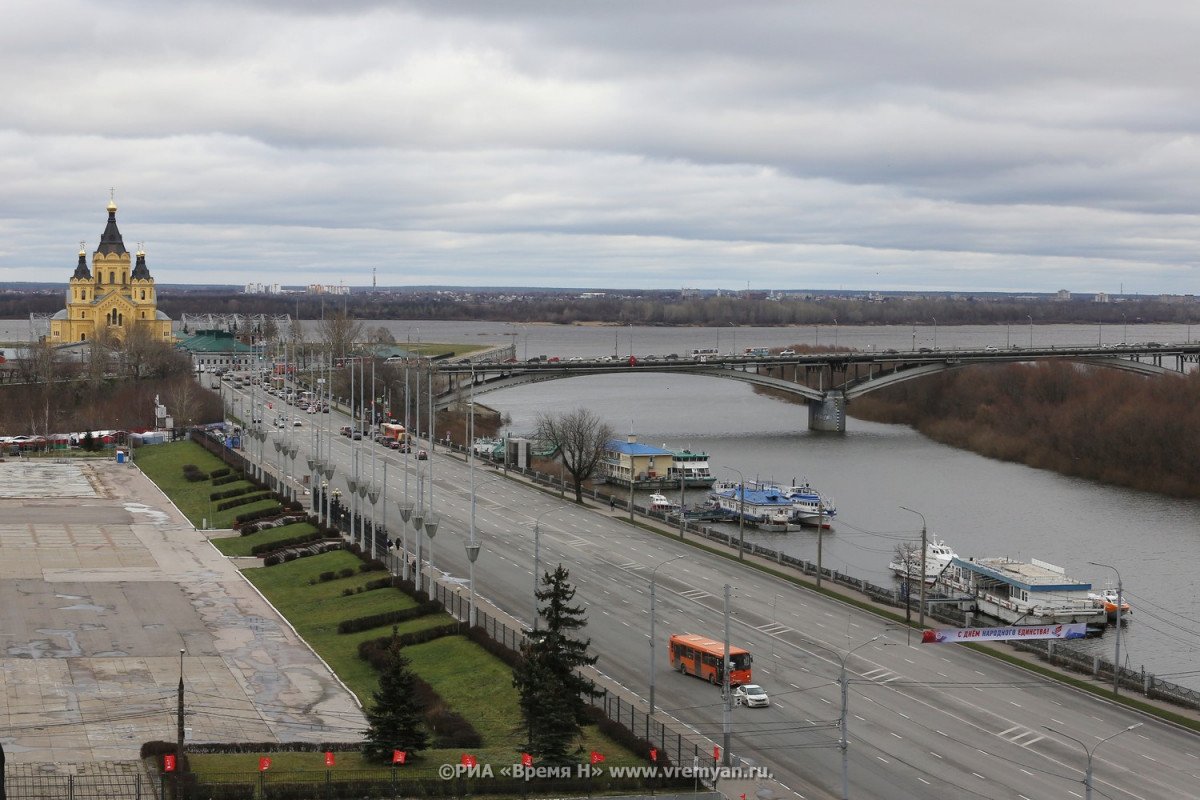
513,564,603,763
362,632,429,762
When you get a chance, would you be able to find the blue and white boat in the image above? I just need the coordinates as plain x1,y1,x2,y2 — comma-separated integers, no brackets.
781,482,836,528
711,479,836,529
711,483,799,531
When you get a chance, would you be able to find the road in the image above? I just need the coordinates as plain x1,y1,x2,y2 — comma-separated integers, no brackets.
223,379,1200,799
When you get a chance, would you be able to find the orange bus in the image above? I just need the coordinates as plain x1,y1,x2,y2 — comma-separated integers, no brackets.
380,422,409,442
668,634,752,686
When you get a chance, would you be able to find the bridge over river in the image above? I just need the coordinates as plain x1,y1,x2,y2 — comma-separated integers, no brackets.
436,342,1200,431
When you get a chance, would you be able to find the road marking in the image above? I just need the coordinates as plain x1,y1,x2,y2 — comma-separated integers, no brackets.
819,697,830,704
929,752,942,759
972,773,986,780
1050,718,1064,725
890,732,903,739
936,672,948,678
876,757,889,764
1010,701,1022,708
1020,769,1033,777
854,715,865,722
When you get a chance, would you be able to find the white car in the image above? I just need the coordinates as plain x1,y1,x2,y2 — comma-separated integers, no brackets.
733,684,769,708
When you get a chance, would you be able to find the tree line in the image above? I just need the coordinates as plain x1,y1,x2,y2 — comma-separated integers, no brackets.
5,288,1198,328
848,361,1200,498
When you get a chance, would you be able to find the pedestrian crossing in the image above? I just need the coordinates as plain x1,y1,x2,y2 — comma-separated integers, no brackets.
996,725,1045,748
859,667,901,684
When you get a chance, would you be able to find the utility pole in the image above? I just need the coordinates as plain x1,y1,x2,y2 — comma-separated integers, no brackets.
176,648,185,798
722,583,732,767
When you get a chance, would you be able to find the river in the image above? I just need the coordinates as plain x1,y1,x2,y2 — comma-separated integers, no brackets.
4,317,1199,688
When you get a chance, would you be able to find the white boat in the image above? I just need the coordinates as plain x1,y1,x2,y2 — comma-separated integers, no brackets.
781,482,836,527
889,538,957,584
648,493,682,514
944,556,1107,633
1088,588,1131,622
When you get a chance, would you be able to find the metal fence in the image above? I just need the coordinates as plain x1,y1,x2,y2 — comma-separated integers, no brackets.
3,764,157,800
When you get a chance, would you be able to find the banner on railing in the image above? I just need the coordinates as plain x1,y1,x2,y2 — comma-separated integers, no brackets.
922,623,1087,644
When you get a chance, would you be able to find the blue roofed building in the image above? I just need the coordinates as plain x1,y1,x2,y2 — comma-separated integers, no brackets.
601,434,674,487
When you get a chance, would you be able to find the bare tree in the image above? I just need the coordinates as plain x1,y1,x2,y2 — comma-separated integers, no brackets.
534,408,614,502
317,311,364,361
892,541,921,579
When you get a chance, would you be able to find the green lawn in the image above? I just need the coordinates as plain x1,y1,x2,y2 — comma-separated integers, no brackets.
206,550,643,779
245,551,452,700
212,521,319,557
136,440,282,528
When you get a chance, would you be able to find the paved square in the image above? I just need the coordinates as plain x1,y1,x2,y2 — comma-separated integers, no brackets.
0,459,365,778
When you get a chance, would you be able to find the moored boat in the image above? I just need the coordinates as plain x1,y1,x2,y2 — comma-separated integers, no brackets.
781,482,836,527
648,493,682,514
1089,588,1131,622
889,538,958,585
711,483,797,529
668,449,717,488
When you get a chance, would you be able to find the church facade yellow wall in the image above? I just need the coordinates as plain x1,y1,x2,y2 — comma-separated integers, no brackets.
49,200,173,345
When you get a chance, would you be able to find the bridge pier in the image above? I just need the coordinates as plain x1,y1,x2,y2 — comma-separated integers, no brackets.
808,391,846,432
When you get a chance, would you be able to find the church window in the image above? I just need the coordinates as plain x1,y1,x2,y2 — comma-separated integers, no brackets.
141,312,146,319
140,290,146,300
80,333,86,341
109,271,115,284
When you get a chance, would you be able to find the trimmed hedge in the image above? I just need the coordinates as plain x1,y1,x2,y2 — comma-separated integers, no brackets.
234,501,296,526
356,623,464,666
211,472,244,486
239,513,310,535
262,542,343,566
209,485,256,501
465,625,523,670
210,467,232,479
249,531,332,556
337,601,443,634
216,492,274,511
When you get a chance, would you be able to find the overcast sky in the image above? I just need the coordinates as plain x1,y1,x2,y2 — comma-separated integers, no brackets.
2,1,1199,293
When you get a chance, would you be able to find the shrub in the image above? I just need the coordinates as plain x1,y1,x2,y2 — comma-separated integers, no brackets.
234,506,287,526
210,467,231,479
337,567,355,579
363,577,393,591
359,559,387,573
356,623,463,665
182,464,208,482
211,472,244,487
318,571,336,583
209,485,256,501
216,492,273,512
249,531,327,556
338,601,443,635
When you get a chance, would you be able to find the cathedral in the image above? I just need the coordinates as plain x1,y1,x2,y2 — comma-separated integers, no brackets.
49,199,173,344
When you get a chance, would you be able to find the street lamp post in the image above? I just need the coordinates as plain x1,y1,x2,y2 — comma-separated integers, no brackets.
1045,723,1142,800
899,506,928,629
722,465,746,561
1089,561,1124,695
649,554,686,717
1122,313,1128,345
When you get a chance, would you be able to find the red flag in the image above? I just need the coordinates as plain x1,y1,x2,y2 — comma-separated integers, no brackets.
163,754,176,772
461,753,477,768
259,756,272,772
590,751,605,765
324,751,336,767
392,750,407,765
521,753,533,767
713,745,720,761
649,748,658,763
